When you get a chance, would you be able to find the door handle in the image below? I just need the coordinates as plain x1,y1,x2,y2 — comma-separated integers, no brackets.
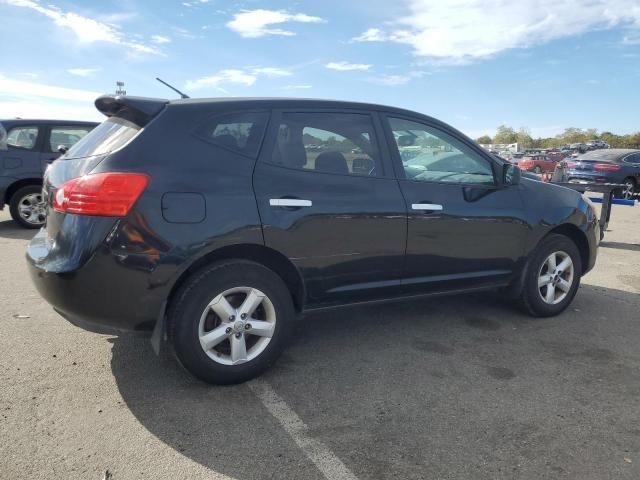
269,198,312,207
412,203,443,212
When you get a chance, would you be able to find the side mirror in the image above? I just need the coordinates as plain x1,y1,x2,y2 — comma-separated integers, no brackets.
503,163,521,186
57,145,69,154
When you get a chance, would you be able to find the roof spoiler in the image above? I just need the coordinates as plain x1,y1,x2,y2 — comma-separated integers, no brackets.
94,95,169,127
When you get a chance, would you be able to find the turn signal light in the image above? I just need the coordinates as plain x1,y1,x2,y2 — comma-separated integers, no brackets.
53,172,149,216
593,163,621,172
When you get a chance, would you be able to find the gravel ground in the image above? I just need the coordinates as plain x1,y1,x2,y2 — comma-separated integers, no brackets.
0,202,639,480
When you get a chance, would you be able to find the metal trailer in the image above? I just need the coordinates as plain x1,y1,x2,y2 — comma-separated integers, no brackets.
549,182,618,240
548,162,633,239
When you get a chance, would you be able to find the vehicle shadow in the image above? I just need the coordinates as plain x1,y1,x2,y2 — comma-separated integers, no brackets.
110,286,640,480
0,219,36,240
600,241,640,252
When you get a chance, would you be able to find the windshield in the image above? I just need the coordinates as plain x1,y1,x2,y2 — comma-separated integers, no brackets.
64,117,141,159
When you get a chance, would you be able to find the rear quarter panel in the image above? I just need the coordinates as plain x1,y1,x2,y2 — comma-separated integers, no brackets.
93,103,265,297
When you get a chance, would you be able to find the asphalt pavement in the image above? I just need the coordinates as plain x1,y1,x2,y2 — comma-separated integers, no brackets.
1,203,639,480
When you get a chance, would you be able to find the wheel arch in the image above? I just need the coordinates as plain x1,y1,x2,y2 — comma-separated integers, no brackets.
166,243,306,314
545,223,590,273
5,178,43,204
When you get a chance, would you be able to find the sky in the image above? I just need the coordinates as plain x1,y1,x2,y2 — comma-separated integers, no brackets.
0,0,639,139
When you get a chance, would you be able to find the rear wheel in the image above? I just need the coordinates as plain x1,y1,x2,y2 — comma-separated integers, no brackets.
519,234,582,317
9,185,45,229
169,260,295,385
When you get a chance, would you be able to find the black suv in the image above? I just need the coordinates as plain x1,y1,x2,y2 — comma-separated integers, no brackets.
0,119,98,228
27,96,599,384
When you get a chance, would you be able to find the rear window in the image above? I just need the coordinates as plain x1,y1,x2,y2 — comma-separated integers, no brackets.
4,126,39,150
63,117,140,159
194,111,269,157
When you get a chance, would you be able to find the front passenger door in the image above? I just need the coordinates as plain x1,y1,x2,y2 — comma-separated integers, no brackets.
382,115,529,293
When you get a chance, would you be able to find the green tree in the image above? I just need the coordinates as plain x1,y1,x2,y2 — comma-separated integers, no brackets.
516,127,533,148
493,125,517,144
475,135,492,144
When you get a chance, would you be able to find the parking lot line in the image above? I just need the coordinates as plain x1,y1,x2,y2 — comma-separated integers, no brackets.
248,379,359,480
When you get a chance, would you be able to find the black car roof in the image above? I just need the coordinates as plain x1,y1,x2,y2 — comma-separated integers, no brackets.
0,119,99,127
578,149,640,161
170,96,432,118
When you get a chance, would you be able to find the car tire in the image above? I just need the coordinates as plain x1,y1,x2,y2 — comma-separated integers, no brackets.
616,177,636,200
518,234,582,317
534,166,542,174
9,185,45,229
169,260,295,385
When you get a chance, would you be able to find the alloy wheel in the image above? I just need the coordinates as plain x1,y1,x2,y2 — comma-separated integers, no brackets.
17,193,46,226
198,287,276,365
537,250,574,305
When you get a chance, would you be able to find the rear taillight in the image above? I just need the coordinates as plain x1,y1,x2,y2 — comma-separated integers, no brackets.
593,163,621,172
53,172,149,216
566,161,576,168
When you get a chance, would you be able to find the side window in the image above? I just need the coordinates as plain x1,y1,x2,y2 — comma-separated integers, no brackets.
268,112,381,176
623,153,640,165
388,117,494,185
195,111,269,157
6,126,39,150
48,126,92,152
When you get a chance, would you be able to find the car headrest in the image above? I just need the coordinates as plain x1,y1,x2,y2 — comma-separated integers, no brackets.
315,151,348,174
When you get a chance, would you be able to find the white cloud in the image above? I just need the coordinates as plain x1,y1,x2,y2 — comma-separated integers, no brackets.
354,0,640,63
325,61,372,71
0,74,103,120
351,28,387,43
227,9,324,38
282,85,312,90
151,35,171,44
5,0,161,55
67,68,100,77
251,67,292,77
0,74,101,102
185,69,257,90
185,66,296,91
369,70,427,86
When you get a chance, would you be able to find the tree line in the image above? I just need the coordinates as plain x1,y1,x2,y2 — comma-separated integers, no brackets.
476,125,640,149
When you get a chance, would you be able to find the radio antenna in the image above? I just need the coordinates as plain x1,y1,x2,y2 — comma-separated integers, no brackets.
156,77,190,99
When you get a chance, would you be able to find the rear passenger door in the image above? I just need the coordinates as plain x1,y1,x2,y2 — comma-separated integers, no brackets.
253,109,407,306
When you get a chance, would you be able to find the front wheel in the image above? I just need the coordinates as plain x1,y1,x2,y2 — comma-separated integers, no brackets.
518,234,582,317
169,260,295,385
9,185,46,229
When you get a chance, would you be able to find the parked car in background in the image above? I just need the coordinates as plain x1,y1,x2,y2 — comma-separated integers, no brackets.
27,95,599,385
0,119,98,228
566,149,640,198
517,154,558,174
570,143,588,153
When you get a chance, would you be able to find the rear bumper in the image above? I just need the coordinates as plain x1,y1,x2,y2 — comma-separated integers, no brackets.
26,227,166,334
566,172,620,185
